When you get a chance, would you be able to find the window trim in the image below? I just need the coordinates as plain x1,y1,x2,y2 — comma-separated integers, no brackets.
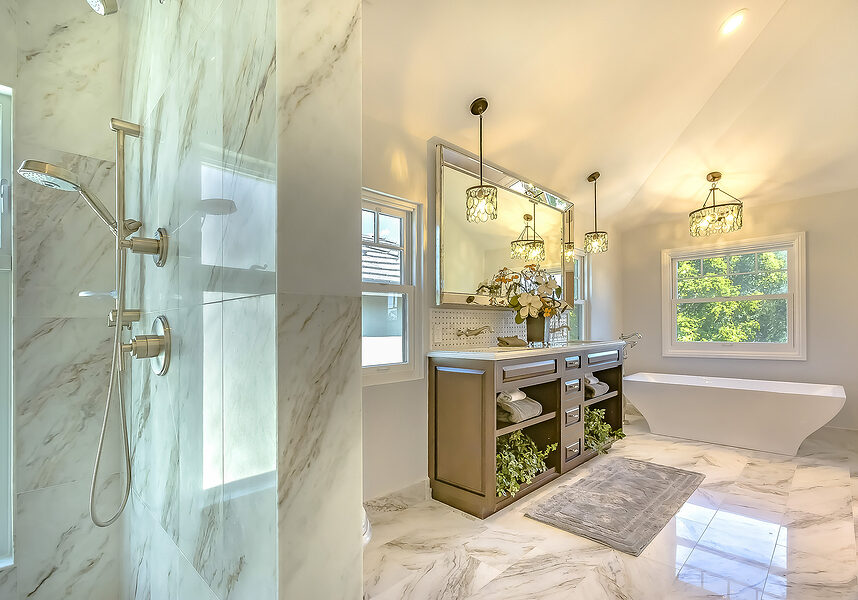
361,188,423,387
661,232,806,360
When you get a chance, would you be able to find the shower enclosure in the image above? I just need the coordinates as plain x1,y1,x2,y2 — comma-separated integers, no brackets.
0,0,363,597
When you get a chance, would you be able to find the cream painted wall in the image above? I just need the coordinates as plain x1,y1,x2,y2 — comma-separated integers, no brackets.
621,188,858,431
361,114,628,499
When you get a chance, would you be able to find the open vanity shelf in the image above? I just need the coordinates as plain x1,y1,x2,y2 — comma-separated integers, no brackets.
428,341,625,518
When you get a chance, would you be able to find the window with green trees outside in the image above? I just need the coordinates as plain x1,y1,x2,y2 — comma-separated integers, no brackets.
662,233,805,360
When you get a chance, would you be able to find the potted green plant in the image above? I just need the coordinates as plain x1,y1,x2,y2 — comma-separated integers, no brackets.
496,430,558,498
584,407,625,454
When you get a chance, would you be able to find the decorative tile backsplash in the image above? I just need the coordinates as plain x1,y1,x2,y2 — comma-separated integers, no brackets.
430,308,567,348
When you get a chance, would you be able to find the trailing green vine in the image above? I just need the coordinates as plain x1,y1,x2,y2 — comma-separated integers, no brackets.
584,407,625,453
496,430,558,498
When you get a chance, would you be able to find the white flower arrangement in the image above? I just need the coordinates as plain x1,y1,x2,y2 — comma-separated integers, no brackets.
473,264,570,324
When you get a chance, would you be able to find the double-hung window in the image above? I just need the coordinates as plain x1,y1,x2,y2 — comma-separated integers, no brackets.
361,189,421,386
567,249,589,341
662,233,806,360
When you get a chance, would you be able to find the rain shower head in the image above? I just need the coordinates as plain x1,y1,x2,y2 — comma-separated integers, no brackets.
17,160,118,235
86,0,118,15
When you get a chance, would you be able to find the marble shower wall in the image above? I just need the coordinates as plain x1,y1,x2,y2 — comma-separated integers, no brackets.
276,0,364,596
1,1,123,598
119,1,277,599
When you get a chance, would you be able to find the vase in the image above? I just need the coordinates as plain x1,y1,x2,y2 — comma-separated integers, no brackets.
525,315,550,347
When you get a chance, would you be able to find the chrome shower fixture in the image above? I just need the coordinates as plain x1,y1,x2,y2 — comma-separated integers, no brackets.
17,160,120,235
85,0,118,15
17,117,173,528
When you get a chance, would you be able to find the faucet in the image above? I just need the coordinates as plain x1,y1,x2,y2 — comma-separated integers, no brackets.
456,325,493,337
549,324,571,334
620,331,642,358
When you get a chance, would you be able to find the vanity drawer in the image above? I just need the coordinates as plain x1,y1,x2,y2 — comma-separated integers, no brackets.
563,406,581,426
587,350,620,367
564,355,581,370
501,359,557,383
564,379,581,394
564,440,581,462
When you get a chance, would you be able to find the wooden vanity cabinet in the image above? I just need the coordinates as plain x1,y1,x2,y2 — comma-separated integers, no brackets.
428,343,624,518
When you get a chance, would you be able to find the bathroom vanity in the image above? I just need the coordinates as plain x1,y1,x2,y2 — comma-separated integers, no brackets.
427,341,625,518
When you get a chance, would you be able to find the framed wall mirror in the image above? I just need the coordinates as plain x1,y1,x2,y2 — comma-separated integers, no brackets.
435,144,574,307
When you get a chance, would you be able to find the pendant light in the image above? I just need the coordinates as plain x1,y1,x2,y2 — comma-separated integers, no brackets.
689,171,743,237
510,202,545,262
583,171,607,254
465,97,498,223
563,209,575,262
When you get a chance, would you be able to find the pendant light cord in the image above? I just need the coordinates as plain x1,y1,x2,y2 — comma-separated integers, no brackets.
593,178,598,230
479,114,484,186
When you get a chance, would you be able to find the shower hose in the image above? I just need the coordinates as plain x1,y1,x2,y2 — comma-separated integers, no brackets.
89,235,132,527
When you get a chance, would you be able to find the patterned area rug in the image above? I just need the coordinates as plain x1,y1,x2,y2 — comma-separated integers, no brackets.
526,457,705,556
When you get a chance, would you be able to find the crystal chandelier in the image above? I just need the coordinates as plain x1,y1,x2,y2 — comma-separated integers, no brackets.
510,203,545,262
689,171,743,237
583,171,607,254
465,97,498,223
563,209,575,262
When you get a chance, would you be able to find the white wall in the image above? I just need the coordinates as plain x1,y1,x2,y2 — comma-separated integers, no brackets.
621,188,858,430
362,116,430,500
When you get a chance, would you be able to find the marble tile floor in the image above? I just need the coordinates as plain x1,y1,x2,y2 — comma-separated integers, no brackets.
363,415,858,599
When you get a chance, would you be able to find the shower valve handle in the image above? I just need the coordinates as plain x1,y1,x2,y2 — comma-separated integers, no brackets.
121,227,169,267
123,334,165,360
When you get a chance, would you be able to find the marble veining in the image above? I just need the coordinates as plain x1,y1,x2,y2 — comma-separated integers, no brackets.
278,293,363,598
363,417,858,599
14,317,116,493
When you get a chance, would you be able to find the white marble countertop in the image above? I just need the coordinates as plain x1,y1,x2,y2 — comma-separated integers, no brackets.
427,340,626,361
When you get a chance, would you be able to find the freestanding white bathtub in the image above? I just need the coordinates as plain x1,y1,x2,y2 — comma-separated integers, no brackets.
623,372,846,456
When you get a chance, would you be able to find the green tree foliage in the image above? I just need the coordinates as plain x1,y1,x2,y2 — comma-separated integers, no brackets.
676,251,788,343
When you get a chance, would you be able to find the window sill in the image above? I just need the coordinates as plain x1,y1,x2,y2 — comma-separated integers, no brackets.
662,345,806,361
362,365,423,387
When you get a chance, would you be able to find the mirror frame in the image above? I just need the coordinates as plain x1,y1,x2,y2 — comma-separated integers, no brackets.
434,143,574,308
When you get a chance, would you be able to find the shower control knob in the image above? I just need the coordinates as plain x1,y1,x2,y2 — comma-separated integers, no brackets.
122,227,169,267
121,316,171,375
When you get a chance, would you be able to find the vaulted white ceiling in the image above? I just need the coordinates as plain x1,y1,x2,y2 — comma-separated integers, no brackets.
363,0,858,228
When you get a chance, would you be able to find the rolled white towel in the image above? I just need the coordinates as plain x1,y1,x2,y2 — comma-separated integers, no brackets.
497,389,527,403
497,396,543,423
584,373,601,385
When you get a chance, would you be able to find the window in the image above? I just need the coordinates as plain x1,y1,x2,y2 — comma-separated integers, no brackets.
662,233,806,360
566,250,589,341
0,87,12,562
361,189,422,386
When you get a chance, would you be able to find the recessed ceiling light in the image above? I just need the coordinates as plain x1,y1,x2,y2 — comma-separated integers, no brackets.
721,9,747,35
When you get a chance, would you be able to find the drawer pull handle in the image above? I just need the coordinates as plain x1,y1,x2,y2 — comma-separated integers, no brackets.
565,441,581,461
565,379,581,393
587,350,619,365
501,359,557,382
564,407,580,426
565,356,581,369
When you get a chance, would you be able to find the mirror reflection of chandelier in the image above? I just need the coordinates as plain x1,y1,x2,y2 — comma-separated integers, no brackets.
510,202,546,262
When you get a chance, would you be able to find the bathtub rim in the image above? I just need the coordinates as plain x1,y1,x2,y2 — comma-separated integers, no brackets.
623,371,845,399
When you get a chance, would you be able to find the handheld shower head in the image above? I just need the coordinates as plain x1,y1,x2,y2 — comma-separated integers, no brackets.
86,0,118,15
17,160,80,192
17,160,118,235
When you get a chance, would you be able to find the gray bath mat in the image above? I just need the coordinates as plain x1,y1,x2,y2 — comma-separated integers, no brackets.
525,457,704,556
